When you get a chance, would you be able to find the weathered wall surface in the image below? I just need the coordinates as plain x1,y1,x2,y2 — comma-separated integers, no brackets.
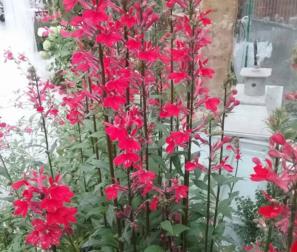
202,0,238,96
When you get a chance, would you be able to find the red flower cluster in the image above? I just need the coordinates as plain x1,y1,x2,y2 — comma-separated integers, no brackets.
250,131,297,250
12,168,76,249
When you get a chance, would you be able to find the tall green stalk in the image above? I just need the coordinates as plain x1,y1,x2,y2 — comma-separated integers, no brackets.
205,120,213,252
264,145,280,252
210,83,228,251
182,0,195,238
31,68,54,178
287,187,297,252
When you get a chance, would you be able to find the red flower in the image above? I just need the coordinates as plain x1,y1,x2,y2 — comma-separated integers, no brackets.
204,97,220,112
14,200,29,217
165,131,190,154
250,163,273,182
49,185,74,203
114,152,140,168
138,48,160,62
270,132,286,145
150,196,159,212
291,241,297,252
63,0,78,12
120,14,136,28
103,96,126,111
96,32,122,47
185,159,206,172
213,157,233,173
11,179,28,190
26,219,62,249
49,109,59,116
11,168,76,249
105,125,128,142
36,106,44,113
168,72,188,84
258,204,284,219
47,206,77,225
118,137,141,152
105,78,129,95
199,67,215,78
160,103,185,118
126,39,141,51
132,169,156,196
105,184,121,201
173,184,188,203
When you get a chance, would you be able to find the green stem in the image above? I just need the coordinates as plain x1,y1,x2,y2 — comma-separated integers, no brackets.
77,123,87,192
264,145,280,252
287,187,297,252
0,153,13,184
182,6,195,248
169,8,174,184
33,69,54,177
205,120,212,252
210,84,228,251
127,168,137,252
87,77,102,182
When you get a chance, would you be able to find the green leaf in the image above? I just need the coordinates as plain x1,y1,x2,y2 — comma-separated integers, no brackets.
144,245,165,252
171,155,183,176
160,220,174,236
172,224,189,236
218,199,233,218
160,221,189,236
0,165,10,180
106,205,115,227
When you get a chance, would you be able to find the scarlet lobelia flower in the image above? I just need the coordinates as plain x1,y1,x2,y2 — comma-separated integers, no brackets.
258,204,285,219
63,0,79,12
170,179,189,203
149,196,159,212
132,169,157,196
12,168,76,249
104,184,123,201
204,97,220,112
165,130,191,154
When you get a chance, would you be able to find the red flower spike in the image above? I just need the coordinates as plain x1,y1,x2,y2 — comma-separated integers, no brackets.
11,168,76,250
26,219,62,249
